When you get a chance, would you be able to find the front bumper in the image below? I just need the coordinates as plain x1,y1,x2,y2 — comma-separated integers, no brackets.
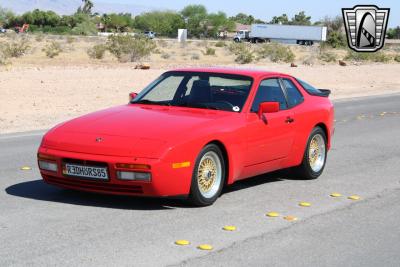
38,147,193,197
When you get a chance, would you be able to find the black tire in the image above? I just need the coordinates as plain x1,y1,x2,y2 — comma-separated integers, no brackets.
189,144,226,206
292,127,327,180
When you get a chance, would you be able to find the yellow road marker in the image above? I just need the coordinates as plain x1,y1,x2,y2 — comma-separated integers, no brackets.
348,195,361,200
283,215,298,222
20,166,32,171
299,202,311,207
330,193,342,197
222,225,236,231
266,212,280,217
197,244,213,250
175,240,190,246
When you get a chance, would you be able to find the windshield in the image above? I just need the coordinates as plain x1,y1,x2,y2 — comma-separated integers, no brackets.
131,71,253,112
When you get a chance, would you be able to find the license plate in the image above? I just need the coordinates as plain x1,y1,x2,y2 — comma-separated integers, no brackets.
63,164,108,180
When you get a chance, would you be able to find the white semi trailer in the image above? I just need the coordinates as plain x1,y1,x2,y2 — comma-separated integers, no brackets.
234,24,327,45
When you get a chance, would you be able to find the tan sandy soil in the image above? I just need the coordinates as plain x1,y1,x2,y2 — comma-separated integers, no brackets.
1,63,400,134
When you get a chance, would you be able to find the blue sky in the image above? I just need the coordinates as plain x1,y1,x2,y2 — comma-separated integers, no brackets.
101,0,399,27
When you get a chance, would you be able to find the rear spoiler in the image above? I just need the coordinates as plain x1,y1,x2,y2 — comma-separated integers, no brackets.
309,89,331,97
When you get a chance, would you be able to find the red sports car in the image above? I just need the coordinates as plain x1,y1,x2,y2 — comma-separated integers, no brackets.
38,68,334,206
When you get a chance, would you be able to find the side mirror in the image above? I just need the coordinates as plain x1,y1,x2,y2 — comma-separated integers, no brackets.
258,102,280,118
129,92,138,102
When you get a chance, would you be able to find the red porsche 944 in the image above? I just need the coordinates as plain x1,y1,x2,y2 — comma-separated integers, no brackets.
38,68,334,206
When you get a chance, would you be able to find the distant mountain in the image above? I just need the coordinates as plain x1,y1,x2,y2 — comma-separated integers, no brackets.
0,0,153,16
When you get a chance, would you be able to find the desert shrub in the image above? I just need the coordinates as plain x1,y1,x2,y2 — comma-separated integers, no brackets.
228,43,254,64
191,53,200,60
324,31,347,48
204,47,216,56
43,41,63,58
319,51,337,62
66,36,76,44
157,39,168,47
344,50,391,62
107,34,156,62
394,54,400,63
215,41,226,47
71,21,98,36
1,38,30,58
87,44,107,59
35,33,45,42
161,52,170,59
302,55,317,66
257,43,295,63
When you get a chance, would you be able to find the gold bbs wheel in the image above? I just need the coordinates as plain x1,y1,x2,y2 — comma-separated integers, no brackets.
196,151,222,199
308,133,326,173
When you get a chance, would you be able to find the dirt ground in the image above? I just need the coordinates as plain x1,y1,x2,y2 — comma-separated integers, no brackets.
1,63,400,134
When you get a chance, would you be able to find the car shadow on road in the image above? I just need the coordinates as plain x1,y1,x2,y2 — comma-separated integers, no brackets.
5,179,184,210
5,170,298,210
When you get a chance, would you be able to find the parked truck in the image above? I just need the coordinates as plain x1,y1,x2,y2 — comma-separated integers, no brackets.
234,24,327,45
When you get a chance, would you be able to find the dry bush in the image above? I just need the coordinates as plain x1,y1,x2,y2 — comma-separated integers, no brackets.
87,44,107,59
344,50,391,62
228,43,254,64
394,54,400,63
319,51,337,62
66,36,76,44
1,38,30,58
191,53,200,60
161,52,171,59
107,34,156,62
257,43,295,63
43,41,63,58
215,41,226,47
203,47,216,56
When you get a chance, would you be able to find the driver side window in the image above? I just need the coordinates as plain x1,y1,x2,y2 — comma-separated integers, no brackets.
251,78,288,112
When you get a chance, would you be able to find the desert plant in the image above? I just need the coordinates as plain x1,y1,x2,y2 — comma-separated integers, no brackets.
319,51,337,62
215,41,226,47
107,34,156,62
191,53,200,60
43,41,63,58
1,38,30,58
35,33,45,42
203,47,216,56
66,36,76,44
228,43,254,64
257,43,295,63
87,44,107,59
344,50,391,62
161,52,170,59
157,39,168,47
394,54,400,63
302,55,317,66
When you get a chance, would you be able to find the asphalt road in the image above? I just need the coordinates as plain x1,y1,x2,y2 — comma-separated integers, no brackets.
1,94,400,267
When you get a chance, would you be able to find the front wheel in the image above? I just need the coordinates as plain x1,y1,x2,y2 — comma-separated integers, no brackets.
293,127,327,180
189,144,226,206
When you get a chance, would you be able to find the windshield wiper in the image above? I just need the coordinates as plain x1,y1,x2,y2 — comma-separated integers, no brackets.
183,103,221,110
132,99,171,106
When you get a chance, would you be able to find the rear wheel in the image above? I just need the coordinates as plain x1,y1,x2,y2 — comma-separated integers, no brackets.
293,127,327,180
189,144,225,206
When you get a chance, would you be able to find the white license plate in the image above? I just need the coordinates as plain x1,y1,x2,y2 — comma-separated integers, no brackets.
64,164,108,180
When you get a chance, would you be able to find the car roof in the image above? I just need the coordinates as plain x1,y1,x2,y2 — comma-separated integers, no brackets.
170,67,288,79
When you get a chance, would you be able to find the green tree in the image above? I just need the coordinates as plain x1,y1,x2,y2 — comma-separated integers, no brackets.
77,0,94,15
291,11,311,25
270,14,289,24
135,11,185,37
0,6,15,26
230,13,255,25
181,5,208,37
206,11,235,37
387,26,400,39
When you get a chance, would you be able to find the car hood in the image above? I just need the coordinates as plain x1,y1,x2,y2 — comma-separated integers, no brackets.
42,104,233,158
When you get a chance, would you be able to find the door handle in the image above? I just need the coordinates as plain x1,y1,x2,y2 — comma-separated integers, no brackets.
285,117,295,124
